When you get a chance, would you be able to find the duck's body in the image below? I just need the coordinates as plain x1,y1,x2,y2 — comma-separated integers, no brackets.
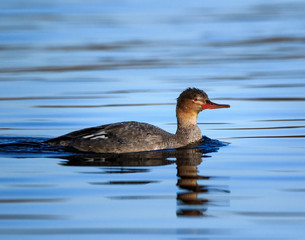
46,121,200,153
46,88,229,153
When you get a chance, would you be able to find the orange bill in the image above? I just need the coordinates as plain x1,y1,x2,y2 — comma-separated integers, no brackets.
201,100,230,109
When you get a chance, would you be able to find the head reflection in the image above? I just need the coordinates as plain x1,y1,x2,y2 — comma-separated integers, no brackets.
176,149,229,217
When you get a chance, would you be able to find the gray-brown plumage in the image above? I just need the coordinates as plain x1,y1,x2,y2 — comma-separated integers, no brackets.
45,88,229,153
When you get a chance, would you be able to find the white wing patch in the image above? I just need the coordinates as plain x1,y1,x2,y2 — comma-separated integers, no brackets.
82,134,94,139
82,131,108,140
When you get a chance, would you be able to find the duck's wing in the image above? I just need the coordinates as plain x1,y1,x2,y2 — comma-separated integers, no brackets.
45,123,113,145
46,121,173,153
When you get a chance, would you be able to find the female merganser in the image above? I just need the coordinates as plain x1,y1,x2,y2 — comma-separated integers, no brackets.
46,88,230,153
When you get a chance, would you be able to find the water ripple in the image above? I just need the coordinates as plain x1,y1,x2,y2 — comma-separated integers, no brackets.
34,103,174,108
0,198,65,204
226,135,305,139
0,214,66,220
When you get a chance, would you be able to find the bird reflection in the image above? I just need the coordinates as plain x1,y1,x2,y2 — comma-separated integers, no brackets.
176,149,229,217
59,138,229,217
176,150,209,217
60,150,175,167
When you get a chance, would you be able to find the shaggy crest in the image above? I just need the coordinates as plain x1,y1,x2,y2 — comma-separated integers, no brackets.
177,88,208,105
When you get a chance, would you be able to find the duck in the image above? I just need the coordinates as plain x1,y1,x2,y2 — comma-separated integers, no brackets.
45,88,230,153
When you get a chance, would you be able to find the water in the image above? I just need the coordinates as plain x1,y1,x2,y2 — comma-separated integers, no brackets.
1,0,305,239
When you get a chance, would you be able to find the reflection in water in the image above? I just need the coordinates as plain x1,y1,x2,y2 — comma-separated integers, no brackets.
61,150,175,167
0,136,228,218
176,150,229,217
58,137,229,218
176,150,208,217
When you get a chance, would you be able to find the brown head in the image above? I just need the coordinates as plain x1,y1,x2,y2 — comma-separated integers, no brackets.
176,88,230,127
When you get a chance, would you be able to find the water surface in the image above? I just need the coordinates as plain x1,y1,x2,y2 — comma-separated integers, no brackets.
1,0,305,239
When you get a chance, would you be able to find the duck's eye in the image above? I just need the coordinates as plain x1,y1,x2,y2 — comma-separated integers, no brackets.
193,98,198,102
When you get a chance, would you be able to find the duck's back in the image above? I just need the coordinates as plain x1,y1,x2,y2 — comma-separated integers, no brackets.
46,121,174,153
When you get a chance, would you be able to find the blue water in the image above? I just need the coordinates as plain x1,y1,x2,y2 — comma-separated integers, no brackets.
1,0,305,239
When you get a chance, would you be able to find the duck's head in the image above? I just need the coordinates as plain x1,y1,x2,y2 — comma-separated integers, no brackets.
177,88,230,114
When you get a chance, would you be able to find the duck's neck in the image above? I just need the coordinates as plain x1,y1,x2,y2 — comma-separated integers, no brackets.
176,107,198,129
175,107,202,144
